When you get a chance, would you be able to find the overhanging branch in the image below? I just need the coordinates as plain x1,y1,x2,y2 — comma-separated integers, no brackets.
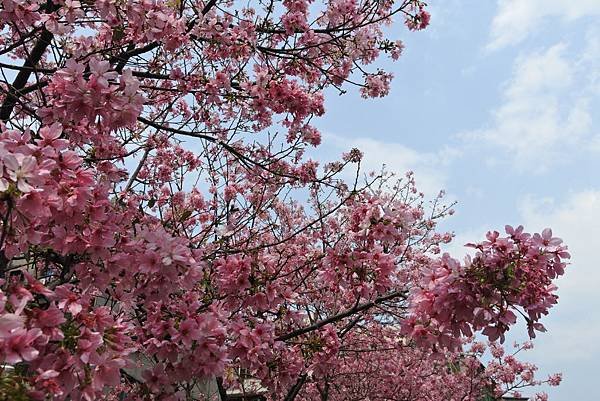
276,290,407,342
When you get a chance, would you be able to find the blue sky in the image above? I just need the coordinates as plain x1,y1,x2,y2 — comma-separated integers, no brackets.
312,1,600,400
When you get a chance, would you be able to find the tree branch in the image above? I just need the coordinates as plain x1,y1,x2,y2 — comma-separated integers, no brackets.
0,28,53,121
276,290,407,342
216,377,228,401
283,374,307,401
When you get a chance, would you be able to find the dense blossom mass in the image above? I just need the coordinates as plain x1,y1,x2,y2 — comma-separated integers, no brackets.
0,1,568,400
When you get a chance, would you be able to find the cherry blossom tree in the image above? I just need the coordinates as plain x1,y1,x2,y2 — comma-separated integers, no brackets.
0,1,569,400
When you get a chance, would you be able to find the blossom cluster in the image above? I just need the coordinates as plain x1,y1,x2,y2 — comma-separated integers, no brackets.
40,59,144,133
0,276,133,400
0,0,568,400
405,226,570,350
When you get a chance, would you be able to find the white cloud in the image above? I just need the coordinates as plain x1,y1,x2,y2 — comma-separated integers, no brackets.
449,191,600,401
508,189,600,401
518,190,600,359
322,134,460,197
463,40,598,171
443,191,600,298
488,0,600,50
440,225,486,259
580,28,600,96
519,190,600,298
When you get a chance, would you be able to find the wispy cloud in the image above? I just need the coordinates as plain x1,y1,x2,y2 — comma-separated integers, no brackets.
513,189,600,400
444,190,600,400
462,39,599,171
487,0,600,50
322,134,461,196
519,190,600,299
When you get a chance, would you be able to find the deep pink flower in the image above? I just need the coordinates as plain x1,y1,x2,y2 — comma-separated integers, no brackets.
3,327,42,363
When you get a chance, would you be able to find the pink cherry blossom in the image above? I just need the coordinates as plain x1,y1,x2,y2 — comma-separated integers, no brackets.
3,153,38,192
3,327,43,364
0,1,566,400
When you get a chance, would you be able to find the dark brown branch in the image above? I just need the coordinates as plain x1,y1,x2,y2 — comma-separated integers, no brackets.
0,27,42,56
112,43,135,72
136,117,302,182
0,62,55,74
137,116,218,142
0,28,53,121
202,0,218,15
124,146,151,192
317,381,330,401
283,374,307,401
109,0,216,72
276,290,407,342
216,377,228,401
338,315,362,338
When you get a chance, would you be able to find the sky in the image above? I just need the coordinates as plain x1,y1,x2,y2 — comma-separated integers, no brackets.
310,1,600,400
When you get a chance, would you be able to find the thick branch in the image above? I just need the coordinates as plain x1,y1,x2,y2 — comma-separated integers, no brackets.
216,377,228,401
202,0,218,15
0,29,53,121
283,374,307,401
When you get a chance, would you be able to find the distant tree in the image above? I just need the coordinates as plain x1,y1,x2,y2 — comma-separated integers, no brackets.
0,1,567,400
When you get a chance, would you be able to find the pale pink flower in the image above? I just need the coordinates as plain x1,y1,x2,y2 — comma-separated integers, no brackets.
548,373,562,386
0,313,24,338
3,153,37,192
